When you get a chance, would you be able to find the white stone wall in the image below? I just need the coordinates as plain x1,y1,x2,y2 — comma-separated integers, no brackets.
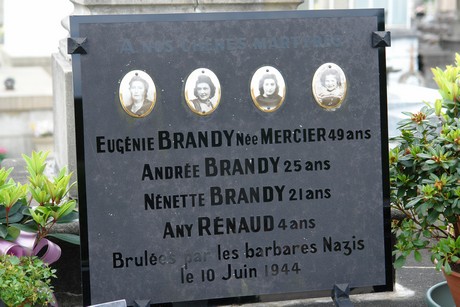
0,110,53,157
0,67,53,158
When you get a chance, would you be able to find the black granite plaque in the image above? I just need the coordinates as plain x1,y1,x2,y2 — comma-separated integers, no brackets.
70,9,392,306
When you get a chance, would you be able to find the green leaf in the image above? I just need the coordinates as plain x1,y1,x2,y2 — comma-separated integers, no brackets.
435,99,442,116
444,261,452,275
29,206,51,227
414,250,422,262
7,226,19,240
8,255,20,265
405,198,421,208
394,255,406,269
413,239,428,248
0,206,7,218
0,224,7,238
9,223,38,233
427,210,440,224
435,258,443,271
56,211,79,223
401,111,415,117
0,212,24,224
8,201,25,216
418,153,434,159
56,200,76,220
47,233,80,245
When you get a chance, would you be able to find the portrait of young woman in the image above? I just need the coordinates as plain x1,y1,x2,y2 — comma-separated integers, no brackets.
119,70,156,118
184,68,221,116
250,66,286,112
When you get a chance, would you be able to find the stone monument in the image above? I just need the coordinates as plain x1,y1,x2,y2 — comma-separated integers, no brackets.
69,7,391,306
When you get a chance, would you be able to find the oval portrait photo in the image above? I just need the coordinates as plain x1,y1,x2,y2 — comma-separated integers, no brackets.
250,66,286,112
119,70,156,118
184,68,221,116
312,63,347,110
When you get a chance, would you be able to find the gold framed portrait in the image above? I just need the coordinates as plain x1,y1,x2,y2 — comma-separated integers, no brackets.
312,63,347,110
184,68,221,116
250,66,286,112
119,70,156,118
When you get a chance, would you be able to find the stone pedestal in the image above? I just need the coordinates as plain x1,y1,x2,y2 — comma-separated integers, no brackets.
69,0,302,14
418,0,460,88
52,0,303,184
439,0,460,57
440,19,460,52
52,51,76,187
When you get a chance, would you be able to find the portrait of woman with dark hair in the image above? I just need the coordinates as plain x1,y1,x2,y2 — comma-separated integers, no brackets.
191,74,216,113
312,63,347,110
256,73,283,109
119,70,156,118
250,66,286,112
185,68,221,115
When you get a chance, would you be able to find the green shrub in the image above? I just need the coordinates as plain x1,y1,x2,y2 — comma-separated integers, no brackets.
0,254,56,306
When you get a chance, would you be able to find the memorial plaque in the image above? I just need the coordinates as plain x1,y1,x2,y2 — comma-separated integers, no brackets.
70,9,392,306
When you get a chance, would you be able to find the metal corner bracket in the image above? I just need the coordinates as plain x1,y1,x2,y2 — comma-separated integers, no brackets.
68,37,88,54
372,31,391,48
